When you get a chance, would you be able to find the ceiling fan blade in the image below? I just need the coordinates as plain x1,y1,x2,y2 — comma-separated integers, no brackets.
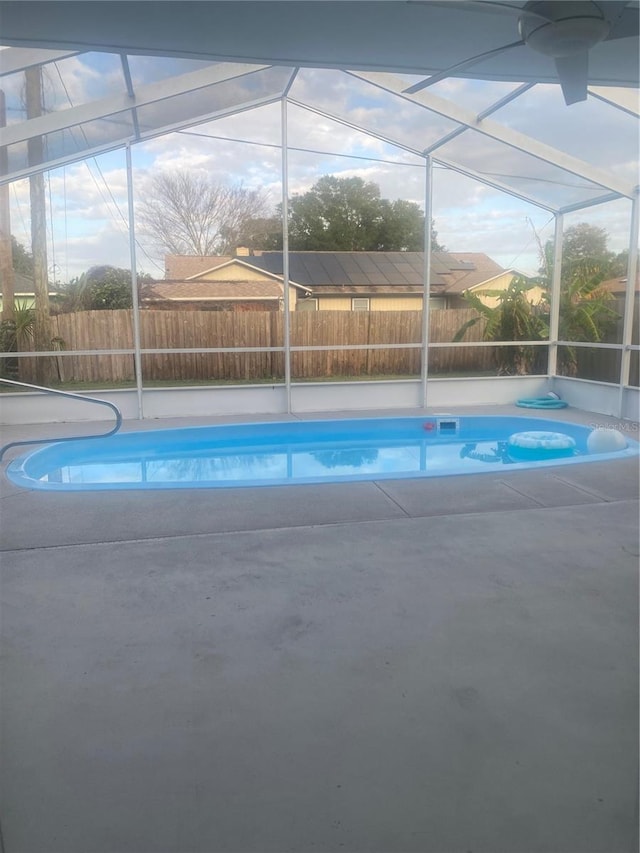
410,1,552,23
555,52,589,104
603,2,640,40
466,1,552,21
403,38,525,94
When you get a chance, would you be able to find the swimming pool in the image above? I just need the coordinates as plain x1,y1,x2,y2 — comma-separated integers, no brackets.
5,415,638,491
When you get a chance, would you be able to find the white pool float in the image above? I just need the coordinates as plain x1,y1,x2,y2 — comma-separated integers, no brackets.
586,428,627,453
508,430,576,457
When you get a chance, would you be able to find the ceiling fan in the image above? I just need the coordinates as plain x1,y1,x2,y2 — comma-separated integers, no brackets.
403,1,639,105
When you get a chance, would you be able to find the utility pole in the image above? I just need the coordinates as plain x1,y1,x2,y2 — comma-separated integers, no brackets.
25,65,52,384
0,89,15,323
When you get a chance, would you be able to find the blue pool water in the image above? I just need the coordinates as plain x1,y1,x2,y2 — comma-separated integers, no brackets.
6,415,638,491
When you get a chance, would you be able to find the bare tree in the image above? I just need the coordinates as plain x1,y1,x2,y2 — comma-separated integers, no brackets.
137,170,269,256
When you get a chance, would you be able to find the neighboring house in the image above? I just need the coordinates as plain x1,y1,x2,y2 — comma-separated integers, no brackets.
438,253,541,309
599,272,640,299
145,253,311,312
0,271,60,312
147,250,531,312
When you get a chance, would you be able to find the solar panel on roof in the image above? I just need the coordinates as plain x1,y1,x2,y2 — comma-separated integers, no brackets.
395,273,412,285
251,254,280,275
300,257,329,283
339,258,360,271
354,259,378,272
232,250,497,292
320,256,348,285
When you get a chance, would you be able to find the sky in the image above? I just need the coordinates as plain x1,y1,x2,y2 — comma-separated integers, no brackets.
3,52,638,282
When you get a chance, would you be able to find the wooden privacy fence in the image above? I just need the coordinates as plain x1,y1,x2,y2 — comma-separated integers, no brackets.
36,308,493,383
51,308,135,383
573,298,639,385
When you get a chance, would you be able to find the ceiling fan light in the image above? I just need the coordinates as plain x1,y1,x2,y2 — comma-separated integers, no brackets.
521,16,610,57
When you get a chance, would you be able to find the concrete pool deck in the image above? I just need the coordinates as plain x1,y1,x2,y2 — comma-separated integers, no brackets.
1,405,638,853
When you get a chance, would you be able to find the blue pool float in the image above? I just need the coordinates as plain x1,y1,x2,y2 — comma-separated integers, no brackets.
516,394,568,409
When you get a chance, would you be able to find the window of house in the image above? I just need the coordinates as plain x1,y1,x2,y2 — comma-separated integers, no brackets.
351,297,370,311
297,297,318,311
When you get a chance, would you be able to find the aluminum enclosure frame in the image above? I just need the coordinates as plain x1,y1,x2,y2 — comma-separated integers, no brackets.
0,46,638,420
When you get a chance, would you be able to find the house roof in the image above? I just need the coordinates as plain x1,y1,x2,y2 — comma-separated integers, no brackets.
165,255,233,280
13,271,34,292
599,273,640,295
144,279,284,302
246,251,475,289
443,253,514,294
157,251,508,298
5,270,60,298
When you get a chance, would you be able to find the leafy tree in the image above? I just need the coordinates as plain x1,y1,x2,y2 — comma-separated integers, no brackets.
541,222,621,284
376,198,434,252
456,263,619,378
227,176,445,254
11,236,34,276
87,267,134,310
287,176,383,250
562,222,608,261
282,175,443,252
609,249,629,278
542,258,618,376
464,222,624,376
59,266,153,312
538,222,621,375
137,170,269,255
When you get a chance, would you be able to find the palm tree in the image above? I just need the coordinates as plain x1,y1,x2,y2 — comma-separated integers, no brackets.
453,277,547,375
541,257,618,376
0,298,34,379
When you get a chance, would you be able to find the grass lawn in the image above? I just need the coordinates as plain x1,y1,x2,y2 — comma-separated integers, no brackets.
1,370,502,393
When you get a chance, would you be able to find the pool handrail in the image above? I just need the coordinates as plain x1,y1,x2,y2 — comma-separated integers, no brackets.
0,378,123,461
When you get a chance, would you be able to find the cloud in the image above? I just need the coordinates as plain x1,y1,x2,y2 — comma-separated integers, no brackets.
42,54,121,109
6,59,636,280
47,162,129,222
494,84,639,187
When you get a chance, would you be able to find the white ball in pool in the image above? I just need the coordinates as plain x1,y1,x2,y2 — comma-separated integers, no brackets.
587,428,627,454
